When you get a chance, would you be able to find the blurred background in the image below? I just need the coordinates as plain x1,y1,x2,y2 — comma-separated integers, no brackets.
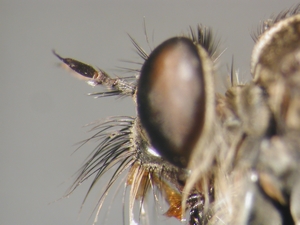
1,1,299,224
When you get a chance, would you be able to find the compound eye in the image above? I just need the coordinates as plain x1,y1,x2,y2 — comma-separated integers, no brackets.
137,37,209,168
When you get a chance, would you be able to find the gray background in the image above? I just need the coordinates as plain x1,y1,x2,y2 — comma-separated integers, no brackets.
1,1,299,225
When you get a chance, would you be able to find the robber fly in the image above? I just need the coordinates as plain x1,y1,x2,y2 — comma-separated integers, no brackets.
54,4,300,225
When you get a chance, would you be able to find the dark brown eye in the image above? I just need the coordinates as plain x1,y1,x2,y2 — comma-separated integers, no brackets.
137,37,209,168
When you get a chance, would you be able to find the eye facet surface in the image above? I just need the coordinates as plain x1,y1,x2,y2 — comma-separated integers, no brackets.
137,37,207,168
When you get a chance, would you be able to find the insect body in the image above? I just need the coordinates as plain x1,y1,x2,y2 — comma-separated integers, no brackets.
54,5,300,225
